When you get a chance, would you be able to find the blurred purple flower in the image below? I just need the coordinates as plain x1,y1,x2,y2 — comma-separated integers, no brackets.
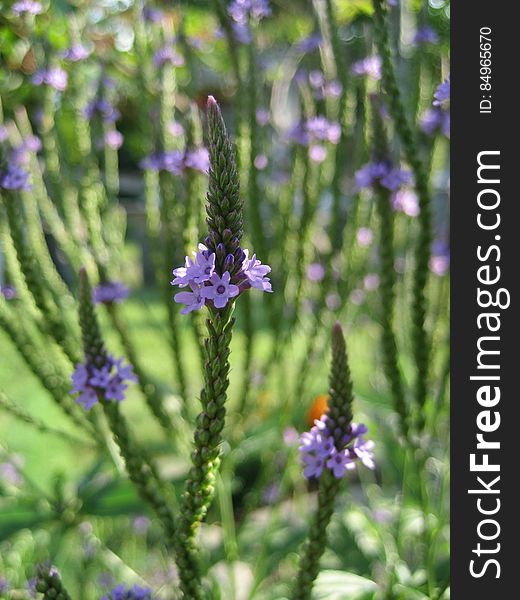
102,583,154,600
104,130,124,150
283,426,299,446
254,153,268,170
143,6,164,22
71,354,137,409
256,108,270,126
132,515,151,534
356,227,373,247
296,33,322,53
185,147,209,173
1,285,17,300
429,241,450,276
420,107,450,137
306,263,325,282
0,164,31,191
326,293,341,311
392,189,420,216
12,0,42,15
355,161,412,192
413,25,439,46
84,99,120,123
352,56,382,80
228,0,271,24
0,578,9,594
93,282,129,304
309,145,326,163
32,67,68,91
363,273,380,291
309,70,325,89
153,46,185,68
168,121,185,137
433,77,450,107
0,460,23,486
63,43,91,62
0,125,7,142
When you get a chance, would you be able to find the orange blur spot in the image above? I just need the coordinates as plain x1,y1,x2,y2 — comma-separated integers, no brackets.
306,394,329,425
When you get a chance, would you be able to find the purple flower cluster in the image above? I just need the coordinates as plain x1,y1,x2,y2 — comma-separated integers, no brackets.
351,56,382,80
413,25,439,46
299,416,375,479
71,354,137,409
92,282,129,305
355,161,412,192
421,77,450,138
153,46,185,68
101,584,154,600
104,130,124,150
433,77,450,107
140,148,209,175
228,0,271,43
83,99,120,123
62,43,91,62
288,116,341,163
0,164,31,191
32,67,68,91
296,33,322,53
12,0,42,15
171,244,272,314
307,70,342,100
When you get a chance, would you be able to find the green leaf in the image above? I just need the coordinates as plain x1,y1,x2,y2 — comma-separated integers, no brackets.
0,502,52,540
79,478,143,517
313,570,378,600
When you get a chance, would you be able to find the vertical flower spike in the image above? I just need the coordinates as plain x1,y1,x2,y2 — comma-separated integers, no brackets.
75,269,177,547
173,96,271,600
292,324,374,600
205,96,244,275
35,564,72,600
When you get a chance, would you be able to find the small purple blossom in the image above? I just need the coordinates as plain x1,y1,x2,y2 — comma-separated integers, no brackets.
132,516,151,534
174,283,206,315
299,416,374,479
228,0,271,24
355,161,412,192
0,126,7,142
296,33,322,53
12,0,42,15
413,25,439,46
62,43,91,61
0,578,9,594
184,147,209,173
71,354,137,409
153,46,185,68
104,130,124,150
256,108,270,126
352,56,382,80
101,583,154,600
83,99,120,123
433,77,450,107
201,272,240,308
171,245,216,286
356,227,373,247
429,241,450,276
241,250,272,291
1,285,17,300
392,189,420,216
306,263,325,282
0,164,31,191
254,153,268,170
92,282,129,305
32,67,68,91
420,107,450,137
363,273,380,291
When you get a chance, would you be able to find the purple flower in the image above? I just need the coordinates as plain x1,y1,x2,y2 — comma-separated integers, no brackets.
352,56,382,80
306,116,341,144
92,282,129,304
201,272,240,308
413,25,439,46
363,273,380,291
433,77,450,107
306,263,325,282
71,354,137,409
296,33,322,53
392,189,420,216
429,241,450,276
143,7,164,22
356,227,373,247
174,283,206,314
241,250,272,291
168,121,185,137
12,0,42,15
420,107,450,137
0,164,31,191
228,0,271,24
184,148,209,173
32,67,68,91
256,108,270,126
104,130,124,150
153,47,185,68
254,154,268,169
63,43,91,62
102,584,154,600
171,245,216,287
83,99,120,123
0,460,23,486
0,578,9,594
0,126,7,142
326,450,356,478
132,516,151,534
299,417,374,479
355,161,412,192
1,285,17,300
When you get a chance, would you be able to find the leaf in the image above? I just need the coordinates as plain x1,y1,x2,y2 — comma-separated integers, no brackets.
79,477,143,517
313,570,378,600
0,502,52,540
